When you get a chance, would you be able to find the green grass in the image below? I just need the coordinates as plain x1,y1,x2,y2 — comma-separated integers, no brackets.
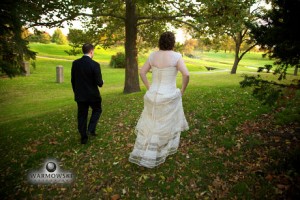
0,43,299,199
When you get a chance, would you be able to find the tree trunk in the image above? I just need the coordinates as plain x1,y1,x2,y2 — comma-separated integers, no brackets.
231,33,242,74
124,0,140,93
231,54,240,74
294,65,298,76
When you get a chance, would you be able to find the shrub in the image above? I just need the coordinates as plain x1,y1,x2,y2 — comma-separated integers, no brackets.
257,67,264,72
109,52,125,68
265,64,273,73
257,65,273,73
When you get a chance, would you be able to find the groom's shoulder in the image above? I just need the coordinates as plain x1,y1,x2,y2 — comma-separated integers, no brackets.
91,59,100,67
73,57,83,63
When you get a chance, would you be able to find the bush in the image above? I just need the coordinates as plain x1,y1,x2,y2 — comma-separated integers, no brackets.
109,52,125,68
257,65,273,73
257,67,264,72
265,64,273,73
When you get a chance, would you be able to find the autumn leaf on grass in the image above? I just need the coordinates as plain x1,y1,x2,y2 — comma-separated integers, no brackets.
111,194,120,200
49,138,58,145
190,178,197,189
103,186,113,193
265,174,273,181
24,140,42,153
209,176,229,198
212,176,223,188
27,146,37,153
127,143,134,148
216,147,225,154
139,174,149,182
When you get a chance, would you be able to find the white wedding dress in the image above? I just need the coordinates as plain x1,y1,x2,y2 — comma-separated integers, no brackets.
129,51,189,168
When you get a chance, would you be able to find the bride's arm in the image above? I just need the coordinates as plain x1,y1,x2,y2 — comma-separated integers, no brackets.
140,59,151,90
177,57,190,95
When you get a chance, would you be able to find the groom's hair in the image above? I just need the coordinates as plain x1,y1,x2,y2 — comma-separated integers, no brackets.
159,31,175,50
82,43,94,54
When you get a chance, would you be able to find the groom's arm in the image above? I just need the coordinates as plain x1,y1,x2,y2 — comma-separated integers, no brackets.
94,63,104,87
71,61,75,92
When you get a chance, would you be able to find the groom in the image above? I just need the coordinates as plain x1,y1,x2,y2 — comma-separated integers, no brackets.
71,43,104,144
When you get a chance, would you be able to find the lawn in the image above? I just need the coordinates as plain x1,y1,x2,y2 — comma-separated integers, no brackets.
0,43,299,199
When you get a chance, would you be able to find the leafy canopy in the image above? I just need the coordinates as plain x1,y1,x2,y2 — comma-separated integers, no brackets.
248,0,300,69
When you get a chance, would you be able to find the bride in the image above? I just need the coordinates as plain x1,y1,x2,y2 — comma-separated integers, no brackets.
129,31,190,168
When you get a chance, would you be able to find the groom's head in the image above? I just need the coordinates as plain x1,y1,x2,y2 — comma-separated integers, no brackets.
82,43,94,58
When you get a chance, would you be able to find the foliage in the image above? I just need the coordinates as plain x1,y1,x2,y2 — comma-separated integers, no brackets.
28,31,52,44
189,0,263,74
257,64,273,73
264,64,272,73
248,0,300,75
240,75,282,106
109,52,126,68
52,28,68,45
240,74,300,106
241,0,300,107
39,32,51,44
28,31,51,44
0,0,36,77
220,35,235,53
174,43,184,55
183,39,198,55
64,29,85,56
136,21,168,52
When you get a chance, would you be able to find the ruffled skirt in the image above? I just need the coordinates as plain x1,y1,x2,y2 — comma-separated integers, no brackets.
129,88,189,168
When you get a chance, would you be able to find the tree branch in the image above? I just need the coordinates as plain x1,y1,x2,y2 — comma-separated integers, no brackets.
239,43,257,60
29,12,125,28
137,14,185,21
137,15,201,32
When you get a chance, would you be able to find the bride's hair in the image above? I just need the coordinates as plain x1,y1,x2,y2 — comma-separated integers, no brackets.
159,32,175,50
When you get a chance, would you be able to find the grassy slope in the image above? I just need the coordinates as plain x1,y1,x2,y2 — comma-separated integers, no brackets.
0,43,298,199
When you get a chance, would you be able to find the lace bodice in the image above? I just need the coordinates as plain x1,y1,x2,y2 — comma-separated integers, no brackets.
149,67,178,94
148,51,181,94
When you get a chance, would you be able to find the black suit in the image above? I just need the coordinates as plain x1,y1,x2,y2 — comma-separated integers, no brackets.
71,56,104,142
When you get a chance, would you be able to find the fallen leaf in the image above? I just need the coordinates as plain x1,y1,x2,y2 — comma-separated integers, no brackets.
111,194,120,200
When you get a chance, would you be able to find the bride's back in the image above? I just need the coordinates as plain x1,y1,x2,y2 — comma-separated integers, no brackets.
149,51,181,69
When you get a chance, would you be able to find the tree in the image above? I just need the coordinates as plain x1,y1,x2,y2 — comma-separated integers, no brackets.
0,0,36,77
65,29,86,55
40,32,51,44
248,0,300,78
220,36,235,53
26,0,198,93
188,0,262,74
27,31,52,43
183,39,198,56
240,0,300,106
52,28,68,45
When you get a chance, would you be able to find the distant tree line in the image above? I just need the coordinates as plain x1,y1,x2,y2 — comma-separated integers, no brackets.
28,28,68,45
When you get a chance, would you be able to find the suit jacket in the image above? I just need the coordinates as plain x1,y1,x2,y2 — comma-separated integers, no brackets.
71,56,104,102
